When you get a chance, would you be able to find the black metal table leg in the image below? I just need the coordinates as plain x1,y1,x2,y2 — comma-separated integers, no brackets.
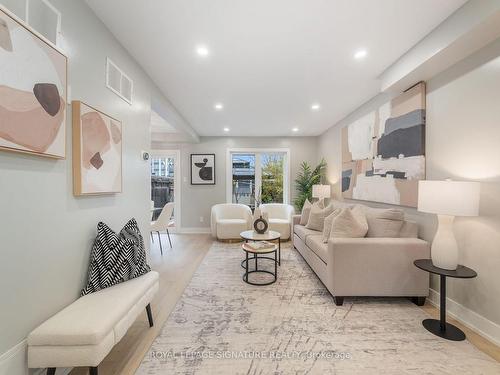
245,251,249,282
275,248,277,279
422,274,466,341
278,237,281,266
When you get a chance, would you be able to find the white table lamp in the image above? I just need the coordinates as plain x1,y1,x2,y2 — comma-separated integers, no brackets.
418,180,480,270
312,184,331,200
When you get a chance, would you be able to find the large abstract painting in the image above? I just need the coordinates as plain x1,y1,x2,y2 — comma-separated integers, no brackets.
72,101,122,195
0,8,67,158
342,82,426,207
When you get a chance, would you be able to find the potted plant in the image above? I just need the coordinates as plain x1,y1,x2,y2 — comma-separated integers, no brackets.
294,159,327,211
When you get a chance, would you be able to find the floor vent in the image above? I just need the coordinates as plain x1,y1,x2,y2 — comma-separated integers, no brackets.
106,58,133,104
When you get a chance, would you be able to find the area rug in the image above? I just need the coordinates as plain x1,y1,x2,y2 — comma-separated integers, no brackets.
137,242,500,374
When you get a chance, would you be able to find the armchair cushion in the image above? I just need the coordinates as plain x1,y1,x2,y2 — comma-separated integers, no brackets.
211,204,253,239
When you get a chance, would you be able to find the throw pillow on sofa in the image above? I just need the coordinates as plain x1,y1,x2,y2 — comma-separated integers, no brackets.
306,201,334,231
299,199,313,225
363,207,405,237
81,218,151,296
300,198,325,225
322,208,343,242
327,205,368,240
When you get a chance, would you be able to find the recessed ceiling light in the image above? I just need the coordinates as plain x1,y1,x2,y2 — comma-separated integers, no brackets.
311,103,320,111
354,49,368,60
292,127,299,132
223,127,230,132
214,103,224,111
196,45,209,57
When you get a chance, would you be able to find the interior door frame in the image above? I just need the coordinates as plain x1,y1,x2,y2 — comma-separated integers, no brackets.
226,148,291,205
151,149,181,233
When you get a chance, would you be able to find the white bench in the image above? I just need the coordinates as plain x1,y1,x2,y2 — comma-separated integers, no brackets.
27,271,159,375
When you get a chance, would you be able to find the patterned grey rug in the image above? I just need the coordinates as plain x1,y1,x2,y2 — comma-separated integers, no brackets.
137,242,500,374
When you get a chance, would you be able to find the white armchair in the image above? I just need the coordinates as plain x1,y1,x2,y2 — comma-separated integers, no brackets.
211,204,253,240
260,203,295,240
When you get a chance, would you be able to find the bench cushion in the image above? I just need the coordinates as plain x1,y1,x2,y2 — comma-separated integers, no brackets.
28,271,159,347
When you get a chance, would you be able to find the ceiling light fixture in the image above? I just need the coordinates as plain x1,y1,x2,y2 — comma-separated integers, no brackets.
311,103,320,111
214,103,224,111
354,48,368,60
292,127,299,132
223,127,230,132
196,45,209,57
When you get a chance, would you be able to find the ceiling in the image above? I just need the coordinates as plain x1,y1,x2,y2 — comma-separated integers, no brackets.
150,110,178,133
87,0,467,137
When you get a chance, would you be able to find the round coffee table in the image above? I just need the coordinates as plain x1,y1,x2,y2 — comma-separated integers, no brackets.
240,230,281,265
241,242,278,286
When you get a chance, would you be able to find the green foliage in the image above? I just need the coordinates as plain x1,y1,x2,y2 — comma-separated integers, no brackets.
261,156,284,204
294,159,327,210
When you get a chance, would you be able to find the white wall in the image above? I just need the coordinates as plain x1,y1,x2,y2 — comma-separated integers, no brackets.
152,136,318,230
318,38,500,342
0,0,185,371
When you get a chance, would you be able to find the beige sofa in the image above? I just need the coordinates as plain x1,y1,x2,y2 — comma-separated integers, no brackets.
292,204,430,306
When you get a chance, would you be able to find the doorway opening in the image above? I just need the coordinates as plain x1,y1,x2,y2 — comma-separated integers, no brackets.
150,150,181,231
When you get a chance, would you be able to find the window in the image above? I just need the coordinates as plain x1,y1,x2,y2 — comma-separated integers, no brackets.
227,149,290,208
150,156,175,220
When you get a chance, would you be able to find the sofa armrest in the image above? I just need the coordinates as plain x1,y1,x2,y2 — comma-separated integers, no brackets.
292,214,301,226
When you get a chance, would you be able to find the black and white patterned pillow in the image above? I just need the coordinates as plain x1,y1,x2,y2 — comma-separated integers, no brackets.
81,218,151,296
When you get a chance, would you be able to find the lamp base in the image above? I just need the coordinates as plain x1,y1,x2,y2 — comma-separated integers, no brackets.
431,214,458,271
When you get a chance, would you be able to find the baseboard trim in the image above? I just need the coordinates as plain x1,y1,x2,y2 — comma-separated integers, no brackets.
0,339,72,375
179,227,211,234
428,288,500,346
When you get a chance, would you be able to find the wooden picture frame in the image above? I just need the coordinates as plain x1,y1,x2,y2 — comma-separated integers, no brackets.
72,101,123,196
190,153,216,185
0,6,67,158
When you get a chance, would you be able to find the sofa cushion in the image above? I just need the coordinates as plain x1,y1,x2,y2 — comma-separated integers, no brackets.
329,206,368,240
294,224,321,241
322,208,342,242
363,207,405,238
306,202,334,231
305,235,328,264
399,221,418,238
28,271,159,347
299,199,313,225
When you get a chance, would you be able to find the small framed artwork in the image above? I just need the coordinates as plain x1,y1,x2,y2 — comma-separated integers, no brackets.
72,101,122,196
0,7,67,158
191,154,215,185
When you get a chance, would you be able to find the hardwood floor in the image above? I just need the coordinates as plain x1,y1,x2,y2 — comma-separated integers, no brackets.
70,233,213,375
71,234,499,374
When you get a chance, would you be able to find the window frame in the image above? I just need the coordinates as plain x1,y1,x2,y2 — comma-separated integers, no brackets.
226,148,291,205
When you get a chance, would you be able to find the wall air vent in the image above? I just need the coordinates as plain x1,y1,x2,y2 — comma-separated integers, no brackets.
26,0,61,45
106,58,133,104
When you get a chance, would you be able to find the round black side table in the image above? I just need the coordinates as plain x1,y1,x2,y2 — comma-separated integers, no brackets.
241,243,278,286
414,259,477,341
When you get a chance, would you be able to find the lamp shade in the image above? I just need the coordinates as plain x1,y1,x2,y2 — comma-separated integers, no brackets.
312,184,331,199
418,180,480,217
